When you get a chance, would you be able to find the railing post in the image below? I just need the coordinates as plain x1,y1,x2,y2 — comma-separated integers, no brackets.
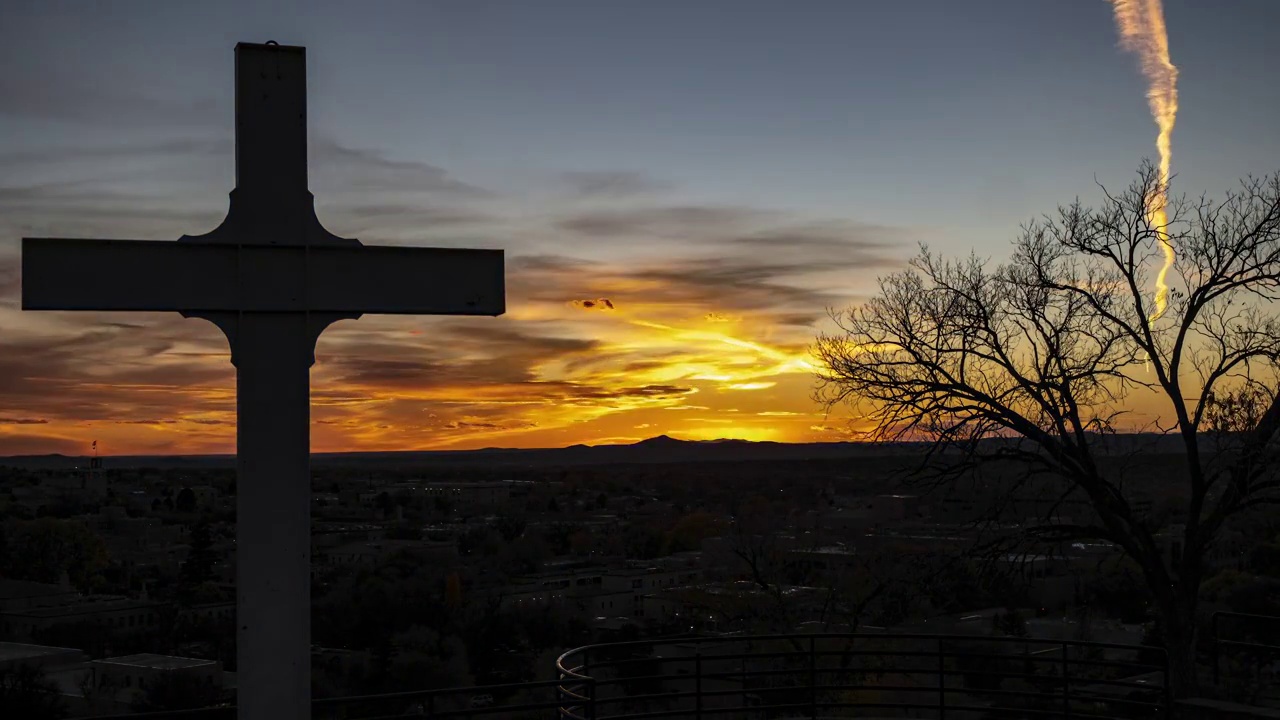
585,650,594,720
427,691,435,719
1163,647,1173,720
808,637,817,720
1062,643,1071,719
695,652,703,720
937,639,946,720
1212,611,1221,686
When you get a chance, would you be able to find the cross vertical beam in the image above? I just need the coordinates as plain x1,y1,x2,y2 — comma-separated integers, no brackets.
19,40,506,720
223,42,315,720
232,313,315,720
235,42,308,196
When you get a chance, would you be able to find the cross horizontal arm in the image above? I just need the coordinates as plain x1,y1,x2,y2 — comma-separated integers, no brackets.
22,238,504,316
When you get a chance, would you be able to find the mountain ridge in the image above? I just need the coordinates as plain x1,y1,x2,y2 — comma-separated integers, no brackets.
0,432,1191,469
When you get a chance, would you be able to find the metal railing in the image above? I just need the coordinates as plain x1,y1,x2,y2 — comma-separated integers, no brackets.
81,678,571,720
80,632,1173,720
557,633,1171,720
1211,611,1280,687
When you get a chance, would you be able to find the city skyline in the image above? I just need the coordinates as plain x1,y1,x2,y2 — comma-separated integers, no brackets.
3,0,1280,454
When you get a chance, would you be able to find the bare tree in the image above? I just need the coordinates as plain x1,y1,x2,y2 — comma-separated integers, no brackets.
815,162,1280,696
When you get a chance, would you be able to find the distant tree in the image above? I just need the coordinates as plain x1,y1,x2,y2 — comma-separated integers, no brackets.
2,518,109,591
1248,534,1280,577
994,609,1029,638
444,572,463,609
665,511,725,554
458,526,499,557
175,487,197,514
493,515,527,543
568,530,593,557
393,625,470,683
498,533,550,576
4,502,34,521
816,163,1280,696
179,523,218,597
39,492,83,519
131,673,222,712
622,524,665,560
1084,556,1152,624
1202,569,1280,618
0,664,65,719
543,522,583,556
386,523,423,541
375,491,394,517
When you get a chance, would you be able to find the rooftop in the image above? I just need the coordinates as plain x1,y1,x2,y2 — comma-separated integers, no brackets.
93,653,217,670
2,596,162,618
0,579,78,600
0,641,85,663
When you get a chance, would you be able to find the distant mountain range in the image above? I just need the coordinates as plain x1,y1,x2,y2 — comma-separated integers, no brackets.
0,433,1193,470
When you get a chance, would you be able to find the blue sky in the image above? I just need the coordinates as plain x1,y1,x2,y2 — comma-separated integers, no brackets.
4,1,1278,242
1,0,1278,453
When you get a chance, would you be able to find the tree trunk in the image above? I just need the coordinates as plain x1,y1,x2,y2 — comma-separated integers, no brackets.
1155,596,1201,699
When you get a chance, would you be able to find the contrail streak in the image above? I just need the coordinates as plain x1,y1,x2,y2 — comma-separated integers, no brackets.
1108,0,1178,322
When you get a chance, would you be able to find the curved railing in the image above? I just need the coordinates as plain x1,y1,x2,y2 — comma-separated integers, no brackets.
79,631,1173,720
557,632,1171,720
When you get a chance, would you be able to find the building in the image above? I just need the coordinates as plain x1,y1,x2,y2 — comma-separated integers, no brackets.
419,481,512,513
0,641,88,672
785,545,860,576
0,579,81,613
503,565,705,622
0,596,169,641
180,601,234,626
642,581,824,629
317,539,457,568
89,653,223,694
0,642,103,715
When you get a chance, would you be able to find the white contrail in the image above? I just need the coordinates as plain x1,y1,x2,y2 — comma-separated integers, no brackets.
1107,0,1178,322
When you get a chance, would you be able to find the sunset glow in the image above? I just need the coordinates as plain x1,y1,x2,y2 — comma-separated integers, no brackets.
1,2,1275,456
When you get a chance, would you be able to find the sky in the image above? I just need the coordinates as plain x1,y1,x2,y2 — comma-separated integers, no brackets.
1,0,1279,455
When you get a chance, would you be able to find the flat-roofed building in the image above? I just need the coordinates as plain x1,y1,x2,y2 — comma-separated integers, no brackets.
89,653,223,694
0,597,168,641
0,579,80,613
0,641,88,671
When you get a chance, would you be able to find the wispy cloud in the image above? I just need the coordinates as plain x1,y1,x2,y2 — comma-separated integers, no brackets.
559,170,670,198
0,153,911,453
0,70,220,126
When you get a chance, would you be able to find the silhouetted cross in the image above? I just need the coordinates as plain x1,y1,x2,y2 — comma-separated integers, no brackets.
22,42,504,720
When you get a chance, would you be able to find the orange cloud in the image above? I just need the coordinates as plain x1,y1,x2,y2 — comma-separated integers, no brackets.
0,156,914,453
